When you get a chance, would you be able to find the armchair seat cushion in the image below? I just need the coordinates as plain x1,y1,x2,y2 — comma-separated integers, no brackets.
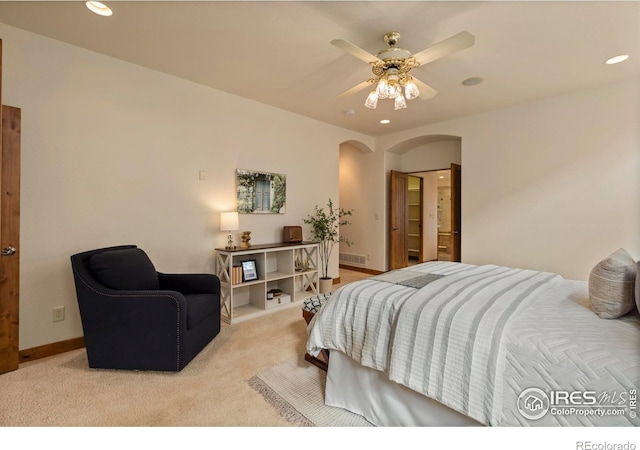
184,293,218,330
89,248,160,290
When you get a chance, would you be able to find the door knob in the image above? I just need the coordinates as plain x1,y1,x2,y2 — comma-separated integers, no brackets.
1,246,17,256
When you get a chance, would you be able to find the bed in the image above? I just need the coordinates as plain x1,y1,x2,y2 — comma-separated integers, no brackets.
306,261,640,426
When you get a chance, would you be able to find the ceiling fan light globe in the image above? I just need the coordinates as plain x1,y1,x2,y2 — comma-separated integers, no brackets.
394,94,407,110
404,80,420,100
376,78,389,99
365,90,379,109
387,81,400,99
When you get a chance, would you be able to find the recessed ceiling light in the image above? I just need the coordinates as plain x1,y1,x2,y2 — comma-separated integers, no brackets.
380,119,390,124
86,1,113,16
462,77,484,87
605,54,629,65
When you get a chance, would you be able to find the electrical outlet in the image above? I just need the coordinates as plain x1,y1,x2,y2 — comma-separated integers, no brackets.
52,306,65,322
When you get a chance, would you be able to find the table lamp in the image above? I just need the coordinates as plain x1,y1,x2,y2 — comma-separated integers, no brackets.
220,211,239,249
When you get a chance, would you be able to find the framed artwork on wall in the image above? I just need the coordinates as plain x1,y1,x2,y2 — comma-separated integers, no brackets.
236,169,286,214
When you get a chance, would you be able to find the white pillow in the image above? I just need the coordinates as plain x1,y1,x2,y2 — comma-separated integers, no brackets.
588,248,636,319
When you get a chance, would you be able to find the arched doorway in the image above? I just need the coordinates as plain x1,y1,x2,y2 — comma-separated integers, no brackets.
387,135,461,269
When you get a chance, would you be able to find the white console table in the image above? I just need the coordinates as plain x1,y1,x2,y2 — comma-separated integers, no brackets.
215,242,319,324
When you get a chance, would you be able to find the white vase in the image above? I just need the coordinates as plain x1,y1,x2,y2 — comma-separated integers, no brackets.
319,277,333,294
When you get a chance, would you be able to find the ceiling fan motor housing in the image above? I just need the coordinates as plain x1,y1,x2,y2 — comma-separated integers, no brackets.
374,32,419,78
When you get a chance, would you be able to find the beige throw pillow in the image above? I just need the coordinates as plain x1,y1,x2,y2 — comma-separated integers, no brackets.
589,248,637,319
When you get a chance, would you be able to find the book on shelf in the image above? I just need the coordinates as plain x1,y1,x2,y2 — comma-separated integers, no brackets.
231,265,243,284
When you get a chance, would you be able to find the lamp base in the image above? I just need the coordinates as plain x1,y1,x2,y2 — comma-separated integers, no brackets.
225,232,236,250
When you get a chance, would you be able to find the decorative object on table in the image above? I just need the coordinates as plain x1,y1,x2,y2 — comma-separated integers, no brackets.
266,291,291,308
303,198,354,293
240,231,252,248
236,169,286,214
241,259,258,282
220,211,239,250
295,256,310,272
283,225,303,243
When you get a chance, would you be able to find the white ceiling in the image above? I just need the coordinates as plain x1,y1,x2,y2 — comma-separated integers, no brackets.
0,1,639,137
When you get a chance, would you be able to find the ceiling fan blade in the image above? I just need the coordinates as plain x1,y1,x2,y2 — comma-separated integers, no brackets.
412,31,475,66
331,39,382,64
412,77,438,100
337,79,375,98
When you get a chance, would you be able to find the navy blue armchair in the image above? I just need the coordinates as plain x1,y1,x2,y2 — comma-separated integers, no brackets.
70,245,221,372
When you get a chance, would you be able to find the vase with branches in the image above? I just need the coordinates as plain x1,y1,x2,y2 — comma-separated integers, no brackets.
303,199,353,291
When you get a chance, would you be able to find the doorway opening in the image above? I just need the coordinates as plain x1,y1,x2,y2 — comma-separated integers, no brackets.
407,175,422,265
389,163,461,270
407,169,454,264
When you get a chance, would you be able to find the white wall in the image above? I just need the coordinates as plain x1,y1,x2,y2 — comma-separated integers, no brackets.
376,77,640,280
338,143,385,270
0,24,372,349
398,140,461,173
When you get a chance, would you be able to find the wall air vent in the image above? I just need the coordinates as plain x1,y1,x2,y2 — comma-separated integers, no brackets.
339,253,367,266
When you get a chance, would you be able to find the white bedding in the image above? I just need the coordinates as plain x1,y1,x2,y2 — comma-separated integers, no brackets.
307,262,640,426
326,349,481,426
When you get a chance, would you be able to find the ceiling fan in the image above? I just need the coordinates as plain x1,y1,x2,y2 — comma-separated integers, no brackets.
331,31,475,110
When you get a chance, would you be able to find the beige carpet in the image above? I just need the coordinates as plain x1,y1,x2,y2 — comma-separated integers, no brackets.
249,356,372,427
0,269,371,427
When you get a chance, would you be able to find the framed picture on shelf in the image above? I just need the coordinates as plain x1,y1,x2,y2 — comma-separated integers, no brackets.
241,259,258,282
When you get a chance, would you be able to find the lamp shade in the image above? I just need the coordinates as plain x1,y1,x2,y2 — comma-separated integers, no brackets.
220,211,239,231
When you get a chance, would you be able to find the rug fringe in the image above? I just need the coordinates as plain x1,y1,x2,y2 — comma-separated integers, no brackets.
248,375,314,427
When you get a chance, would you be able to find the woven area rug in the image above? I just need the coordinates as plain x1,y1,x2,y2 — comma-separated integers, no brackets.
249,356,372,427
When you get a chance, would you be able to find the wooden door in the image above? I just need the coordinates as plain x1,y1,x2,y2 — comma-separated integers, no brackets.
450,163,461,262
0,105,20,374
389,170,408,270
1,37,21,374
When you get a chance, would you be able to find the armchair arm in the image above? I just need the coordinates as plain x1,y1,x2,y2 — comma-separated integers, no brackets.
77,286,189,337
158,272,220,295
